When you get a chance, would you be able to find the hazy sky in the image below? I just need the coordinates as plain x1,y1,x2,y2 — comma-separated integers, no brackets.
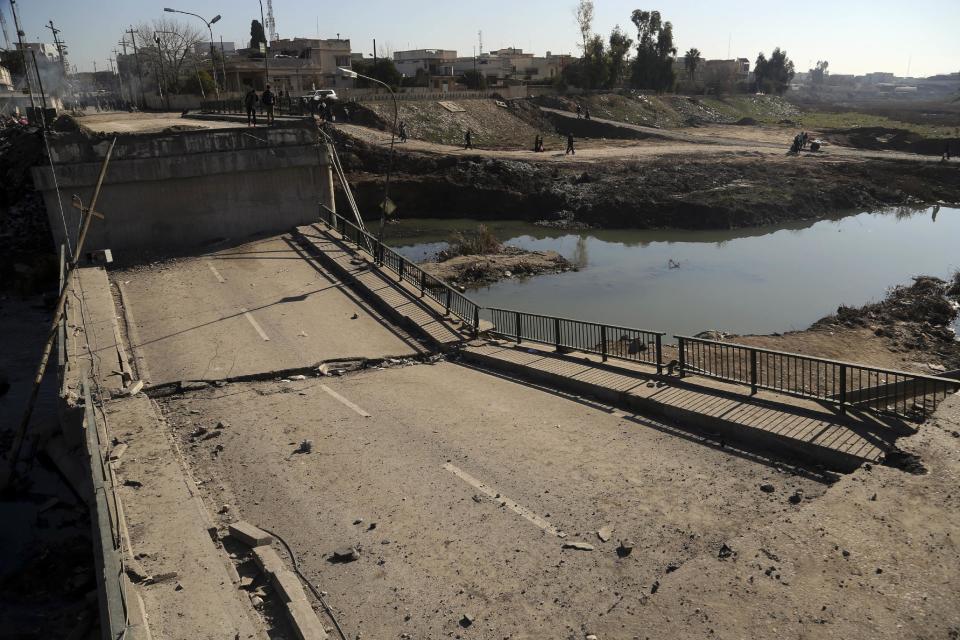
12,0,960,77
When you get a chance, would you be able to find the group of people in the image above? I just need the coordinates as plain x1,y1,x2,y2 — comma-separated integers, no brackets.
789,131,820,153
243,86,350,127
575,103,591,120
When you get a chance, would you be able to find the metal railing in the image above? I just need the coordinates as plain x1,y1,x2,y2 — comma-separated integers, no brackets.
317,205,481,330
676,335,960,421
490,308,665,373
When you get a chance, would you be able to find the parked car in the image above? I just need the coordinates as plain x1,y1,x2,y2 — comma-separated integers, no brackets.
301,89,338,102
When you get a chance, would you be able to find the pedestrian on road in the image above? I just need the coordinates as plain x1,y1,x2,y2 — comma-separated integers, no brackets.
576,103,582,119
584,107,591,121
566,132,575,155
533,134,541,152
244,87,259,127
399,121,408,142
262,84,276,126
944,142,952,162
464,128,473,150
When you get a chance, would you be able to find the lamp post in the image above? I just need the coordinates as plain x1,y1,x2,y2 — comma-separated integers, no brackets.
163,7,222,101
339,67,396,242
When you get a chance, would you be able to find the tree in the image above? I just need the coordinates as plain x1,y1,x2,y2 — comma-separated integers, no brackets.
184,69,216,95
684,47,701,83
575,0,595,52
351,58,401,89
607,25,633,87
629,10,676,92
561,34,609,90
132,18,204,94
459,69,487,90
754,47,795,93
810,60,829,84
250,20,267,51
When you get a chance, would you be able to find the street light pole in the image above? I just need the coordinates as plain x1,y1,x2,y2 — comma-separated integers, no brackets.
339,67,396,242
163,7,222,101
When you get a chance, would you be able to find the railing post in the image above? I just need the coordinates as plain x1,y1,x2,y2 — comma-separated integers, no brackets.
677,337,685,378
445,288,452,315
655,334,663,375
600,326,608,362
839,365,847,414
554,317,561,352
419,270,426,298
398,260,405,283
515,311,522,344
750,348,758,395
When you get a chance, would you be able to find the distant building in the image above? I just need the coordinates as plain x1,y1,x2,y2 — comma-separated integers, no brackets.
194,41,237,57
450,48,572,84
393,49,457,78
863,71,895,84
223,37,353,93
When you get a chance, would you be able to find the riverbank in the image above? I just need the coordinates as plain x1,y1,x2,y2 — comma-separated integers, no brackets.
335,127,960,231
731,274,960,374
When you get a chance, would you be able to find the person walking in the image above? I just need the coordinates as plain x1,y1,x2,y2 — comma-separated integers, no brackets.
584,107,591,121
399,121,408,143
576,103,582,119
566,132,575,155
261,84,276,126
244,87,259,127
464,128,473,150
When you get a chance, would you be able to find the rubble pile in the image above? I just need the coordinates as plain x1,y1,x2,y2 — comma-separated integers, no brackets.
0,124,55,292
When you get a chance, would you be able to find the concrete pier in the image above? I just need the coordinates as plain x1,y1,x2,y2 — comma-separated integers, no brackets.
32,122,334,259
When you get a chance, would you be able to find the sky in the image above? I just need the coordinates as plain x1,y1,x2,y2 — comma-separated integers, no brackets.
10,0,960,77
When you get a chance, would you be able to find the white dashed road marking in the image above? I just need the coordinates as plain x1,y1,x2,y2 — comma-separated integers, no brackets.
443,462,562,537
320,384,371,417
239,307,270,341
206,262,226,283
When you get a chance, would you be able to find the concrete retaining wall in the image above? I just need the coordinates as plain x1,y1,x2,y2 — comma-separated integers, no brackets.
32,123,334,258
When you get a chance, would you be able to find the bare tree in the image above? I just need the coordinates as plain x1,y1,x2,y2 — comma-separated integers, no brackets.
575,0,595,51
131,18,204,94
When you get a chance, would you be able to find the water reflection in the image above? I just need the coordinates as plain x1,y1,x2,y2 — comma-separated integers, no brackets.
387,207,960,338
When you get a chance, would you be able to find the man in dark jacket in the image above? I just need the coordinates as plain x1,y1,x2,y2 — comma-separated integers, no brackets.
261,84,276,125
244,87,259,127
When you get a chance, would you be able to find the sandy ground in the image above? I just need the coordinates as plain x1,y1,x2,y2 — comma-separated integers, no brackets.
337,117,934,166
74,111,245,134
113,236,422,385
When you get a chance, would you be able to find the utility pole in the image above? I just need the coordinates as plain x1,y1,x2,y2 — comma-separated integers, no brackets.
30,50,48,112
45,20,68,76
126,27,147,108
373,38,376,62
9,0,35,110
153,34,170,110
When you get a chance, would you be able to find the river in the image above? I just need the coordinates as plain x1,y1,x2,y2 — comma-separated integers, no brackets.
386,205,960,339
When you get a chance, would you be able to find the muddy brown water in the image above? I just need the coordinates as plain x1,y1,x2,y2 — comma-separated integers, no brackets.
387,205,960,340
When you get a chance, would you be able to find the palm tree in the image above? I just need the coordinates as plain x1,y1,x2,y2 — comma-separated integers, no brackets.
684,47,701,85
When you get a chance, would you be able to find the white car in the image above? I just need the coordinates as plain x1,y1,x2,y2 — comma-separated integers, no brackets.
302,89,338,102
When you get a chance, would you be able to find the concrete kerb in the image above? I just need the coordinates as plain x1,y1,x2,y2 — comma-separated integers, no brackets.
461,344,873,473
234,525,330,640
292,225,465,353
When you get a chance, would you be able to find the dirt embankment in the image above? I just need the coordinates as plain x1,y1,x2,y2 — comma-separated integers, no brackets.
420,246,570,287
824,127,959,156
333,129,960,230
734,274,960,374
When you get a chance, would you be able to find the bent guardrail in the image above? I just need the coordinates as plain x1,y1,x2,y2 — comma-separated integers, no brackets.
490,308,665,373
317,205,481,330
676,335,960,421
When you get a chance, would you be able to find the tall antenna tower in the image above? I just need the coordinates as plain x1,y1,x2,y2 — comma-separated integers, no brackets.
0,6,12,50
478,30,482,55
266,0,277,43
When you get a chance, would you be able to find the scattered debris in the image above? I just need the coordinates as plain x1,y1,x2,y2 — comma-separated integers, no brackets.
788,490,803,505
289,374,307,381
459,613,474,628
617,540,635,557
293,439,313,454
108,443,128,461
597,525,613,542
330,546,360,563
718,543,735,559
760,483,775,493
123,479,143,489
562,541,595,551
228,521,274,547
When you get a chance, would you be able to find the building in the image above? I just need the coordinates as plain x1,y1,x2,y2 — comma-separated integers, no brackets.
393,49,457,78
194,41,237,57
450,48,572,84
223,38,353,93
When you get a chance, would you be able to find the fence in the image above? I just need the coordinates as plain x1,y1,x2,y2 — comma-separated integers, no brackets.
489,308,665,373
317,205,480,330
313,214,957,423
676,335,960,420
